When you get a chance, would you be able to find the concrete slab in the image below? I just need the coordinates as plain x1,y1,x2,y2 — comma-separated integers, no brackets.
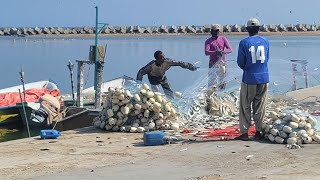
286,85,320,102
0,127,320,180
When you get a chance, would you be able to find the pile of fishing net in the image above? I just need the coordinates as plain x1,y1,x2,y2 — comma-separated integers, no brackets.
173,66,242,130
262,107,320,149
93,83,183,133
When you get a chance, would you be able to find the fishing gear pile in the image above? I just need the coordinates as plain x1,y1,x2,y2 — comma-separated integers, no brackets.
93,84,182,133
263,107,320,149
178,90,240,130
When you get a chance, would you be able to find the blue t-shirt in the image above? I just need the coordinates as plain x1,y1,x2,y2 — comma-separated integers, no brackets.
237,35,270,84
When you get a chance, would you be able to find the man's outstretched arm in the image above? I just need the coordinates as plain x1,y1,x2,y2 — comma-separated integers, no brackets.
136,61,153,81
167,59,197,71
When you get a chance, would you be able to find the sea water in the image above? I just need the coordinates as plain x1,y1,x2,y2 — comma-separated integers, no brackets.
1,35,320,94
1,35,320,142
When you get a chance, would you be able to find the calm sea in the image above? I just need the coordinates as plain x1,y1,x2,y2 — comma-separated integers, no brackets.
1,35,320,142
1,35,320,94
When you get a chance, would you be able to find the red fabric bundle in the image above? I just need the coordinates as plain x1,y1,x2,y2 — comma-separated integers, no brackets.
0,88,60,107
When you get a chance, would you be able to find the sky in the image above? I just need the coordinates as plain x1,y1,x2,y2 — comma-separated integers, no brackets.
1,0,320,27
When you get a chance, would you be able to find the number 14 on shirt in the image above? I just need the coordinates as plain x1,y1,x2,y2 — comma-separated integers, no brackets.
249,46,266,64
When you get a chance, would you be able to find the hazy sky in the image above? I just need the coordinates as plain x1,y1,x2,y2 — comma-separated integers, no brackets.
1,0,320,27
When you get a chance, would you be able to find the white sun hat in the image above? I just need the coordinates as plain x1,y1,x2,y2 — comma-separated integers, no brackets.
246,18,260,27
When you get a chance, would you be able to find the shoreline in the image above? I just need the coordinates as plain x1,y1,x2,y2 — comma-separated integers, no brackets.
1,126,320,180
3,31,320,38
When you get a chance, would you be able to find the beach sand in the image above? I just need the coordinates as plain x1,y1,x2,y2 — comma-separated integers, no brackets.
1,126,320,180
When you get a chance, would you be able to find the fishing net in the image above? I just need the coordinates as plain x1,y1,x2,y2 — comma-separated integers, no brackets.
173,59,320,133
107,59,320,134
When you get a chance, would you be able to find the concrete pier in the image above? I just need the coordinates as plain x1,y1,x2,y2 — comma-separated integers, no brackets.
3,28,10,35
34,27,42,34
127,26,134,33
43,27,51,34
114,26,126,34
269,25,278,32
9,28,18,35
0,127,320,180
186,26,197,33
179,26,187,33
277,24,287,32
231,24,241,32
223,25,231,32
260,24,269,32
144,27,152,34
307,25,317,31
296,24,307,32
169,25,178,33
70,28,78,34
133,26,144,33
240,25,247,32
1,23,320,36
159,25,168,33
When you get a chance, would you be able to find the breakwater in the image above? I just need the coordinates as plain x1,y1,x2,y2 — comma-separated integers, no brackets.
0,24,319,36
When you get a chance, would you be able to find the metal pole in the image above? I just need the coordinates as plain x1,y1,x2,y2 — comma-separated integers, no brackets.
67,60,75,103
93,6,108,109
19,67,31,138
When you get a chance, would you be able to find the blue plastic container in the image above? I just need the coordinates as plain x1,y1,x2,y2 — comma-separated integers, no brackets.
40,129,61,139
143,131,166,146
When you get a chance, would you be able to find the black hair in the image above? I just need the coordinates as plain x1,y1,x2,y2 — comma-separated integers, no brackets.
154,50,163,59
210,29,219,32
210,29,219,36
246,26,260,36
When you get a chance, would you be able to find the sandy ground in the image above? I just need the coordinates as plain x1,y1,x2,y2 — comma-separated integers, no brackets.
0,126,320,180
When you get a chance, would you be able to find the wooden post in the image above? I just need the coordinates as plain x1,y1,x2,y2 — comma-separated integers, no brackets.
95,60,104,109
94,46,106,109
77,60,85,108
67,60,75,103
291,63,297,91
302,62,309,88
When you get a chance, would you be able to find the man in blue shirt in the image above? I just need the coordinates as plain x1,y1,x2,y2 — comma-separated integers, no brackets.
235,18,270,141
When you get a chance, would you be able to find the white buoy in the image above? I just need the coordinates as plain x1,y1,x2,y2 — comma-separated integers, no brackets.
174,91,183,98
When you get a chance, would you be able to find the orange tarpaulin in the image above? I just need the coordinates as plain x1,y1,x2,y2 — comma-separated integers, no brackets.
0,88,60,108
